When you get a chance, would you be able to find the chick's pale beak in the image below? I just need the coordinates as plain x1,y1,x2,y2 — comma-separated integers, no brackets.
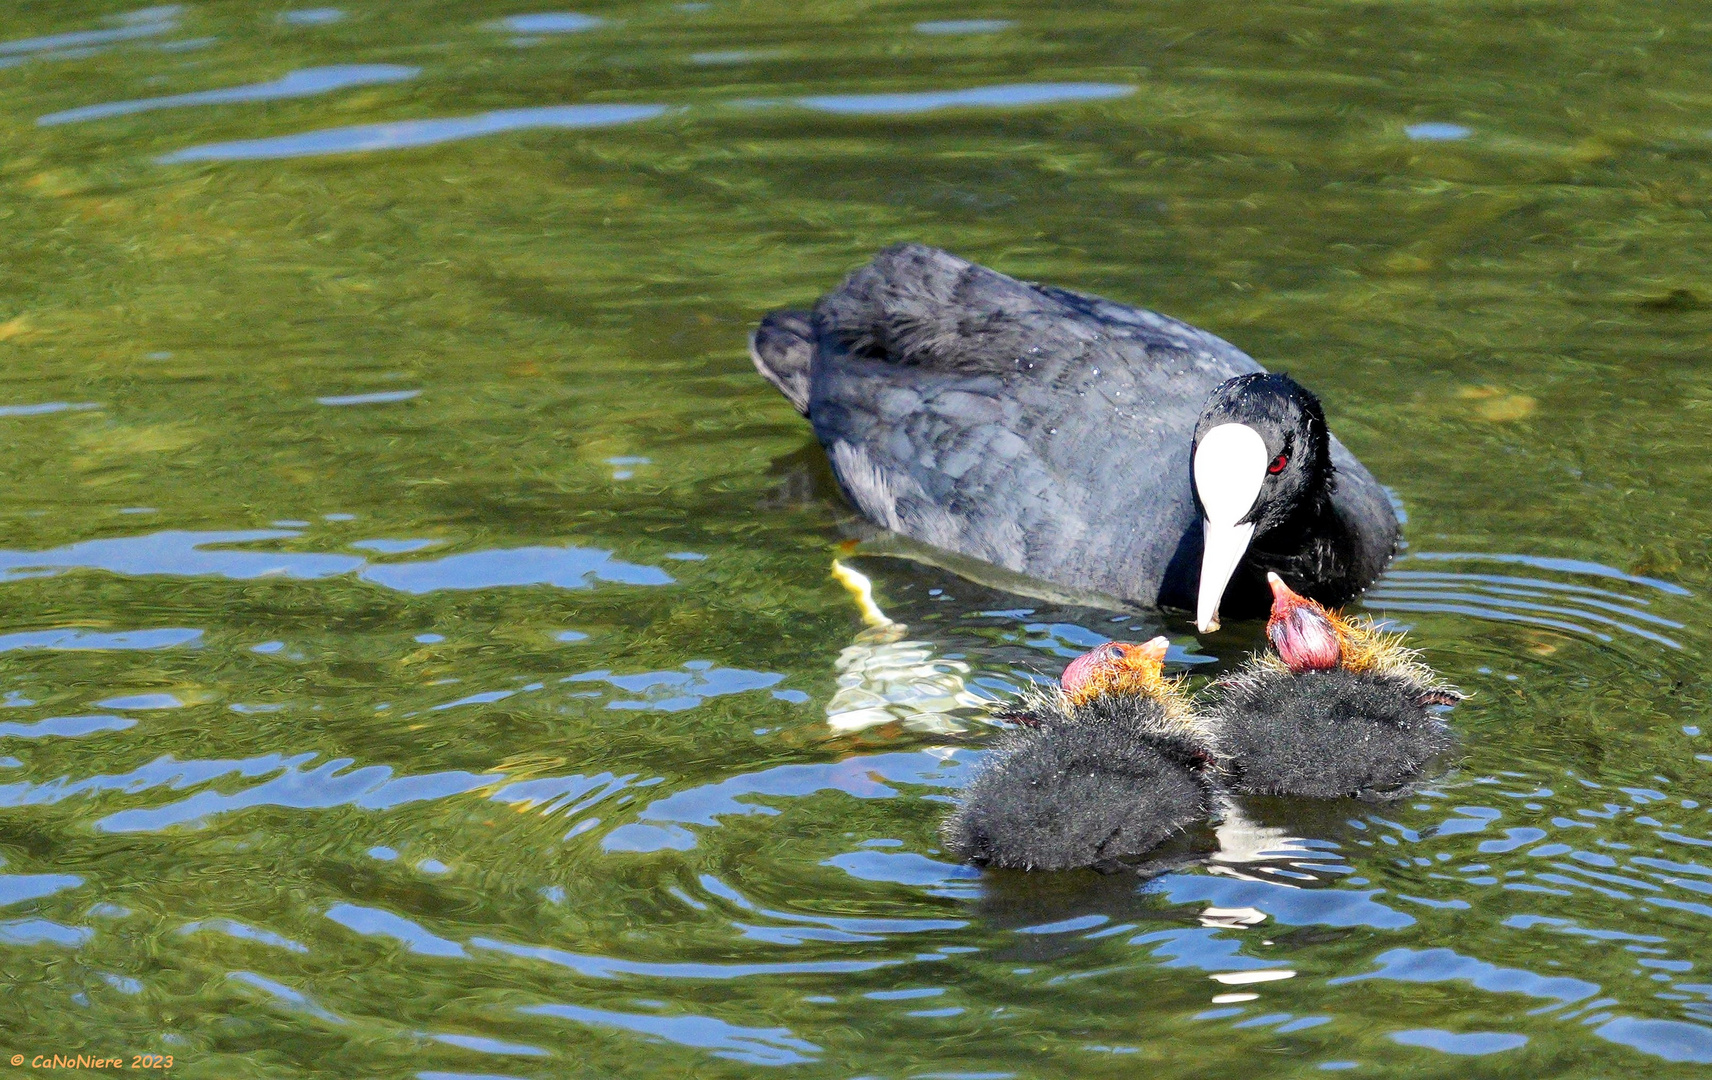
1133,635,1170,665
1193,423,1269,633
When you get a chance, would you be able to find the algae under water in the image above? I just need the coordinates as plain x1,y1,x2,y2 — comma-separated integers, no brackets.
2,1,1712,1077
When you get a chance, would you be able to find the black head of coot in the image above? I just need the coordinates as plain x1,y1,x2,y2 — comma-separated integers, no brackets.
1193,373,1333,535
1190,373,1338,632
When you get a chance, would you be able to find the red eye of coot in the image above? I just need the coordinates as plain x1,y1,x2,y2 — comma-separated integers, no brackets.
1268,454,1288,475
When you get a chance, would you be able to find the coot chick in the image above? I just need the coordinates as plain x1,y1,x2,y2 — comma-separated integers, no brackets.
750,244,1399,631
1205,573,1460,798
942,637,1218,871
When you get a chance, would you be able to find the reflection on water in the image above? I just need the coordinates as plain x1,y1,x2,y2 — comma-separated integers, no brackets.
279,9,345,27
39,65,419,126
1405,122,1474,142
1369,551,1689,648
497,13,608,34
316,388,421,406
0,401,100,417
796,82,1136,115
913,20,1015,36
0,6,179,64
4,0,1712,1075
0,529,673,592
159,103,670,161
151,84,1139,163
822,560,990,734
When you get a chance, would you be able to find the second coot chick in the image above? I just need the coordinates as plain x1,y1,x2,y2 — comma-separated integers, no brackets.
942,638,1218,872
1206,573,1461,798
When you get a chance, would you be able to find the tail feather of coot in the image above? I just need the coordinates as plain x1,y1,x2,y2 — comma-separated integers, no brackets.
818,242,1081,372
749,309,815,416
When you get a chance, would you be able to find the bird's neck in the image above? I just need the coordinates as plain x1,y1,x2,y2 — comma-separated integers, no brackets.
1248,491,1361,603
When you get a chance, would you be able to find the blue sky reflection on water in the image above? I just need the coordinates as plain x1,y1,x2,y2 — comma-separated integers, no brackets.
38,65,419,125
158,103,670,161
0,531,673,593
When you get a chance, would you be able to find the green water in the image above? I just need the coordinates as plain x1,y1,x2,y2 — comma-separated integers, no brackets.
2,2,1711,1077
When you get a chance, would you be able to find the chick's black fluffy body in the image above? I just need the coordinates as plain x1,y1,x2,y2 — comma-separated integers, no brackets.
942,693,1216,872
1209,667,1454,798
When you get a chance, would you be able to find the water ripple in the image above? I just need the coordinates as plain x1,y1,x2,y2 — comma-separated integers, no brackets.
566,663,783,712
914,20,1014,35
326,902,466,957
94,757,501,832
1367,551,1692,648
0,872,83,907
0,628,201,652
227,971,345,1024
0,715,135,739
476,935,899,980
1330,946,1599,1005
0,6,178,63
316,388,422,406
0,529,672,593
158,104,668,162
796,83,1135,115
603,751,965,853
279,8,344,26
0,401,100,417
520,1002,820,1066
39,65,419,126
0,918,92,947
497,13,606,34
1403,551,1690,595
1390,1029,1527,1055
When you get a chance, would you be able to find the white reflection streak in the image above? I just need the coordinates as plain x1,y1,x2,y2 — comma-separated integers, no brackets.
1205,799,1319,890
824,561,989,734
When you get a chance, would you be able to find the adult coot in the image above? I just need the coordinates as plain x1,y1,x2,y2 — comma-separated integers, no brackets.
751,244,1398,631
942,637,1218,872
1203,573,1460,798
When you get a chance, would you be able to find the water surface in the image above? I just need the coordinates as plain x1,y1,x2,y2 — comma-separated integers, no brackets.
3,1,1712,1077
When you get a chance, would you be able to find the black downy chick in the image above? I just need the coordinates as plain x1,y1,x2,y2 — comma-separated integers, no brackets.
942,638,1218,872
1205,573,1461,798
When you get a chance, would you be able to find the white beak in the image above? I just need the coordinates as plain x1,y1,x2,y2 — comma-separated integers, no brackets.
1193,423,1269,633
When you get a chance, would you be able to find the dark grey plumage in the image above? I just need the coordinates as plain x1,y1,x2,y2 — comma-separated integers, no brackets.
1206,667,1455,798
941,692,1216,872
749,309,814,414
750,243,1397,615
